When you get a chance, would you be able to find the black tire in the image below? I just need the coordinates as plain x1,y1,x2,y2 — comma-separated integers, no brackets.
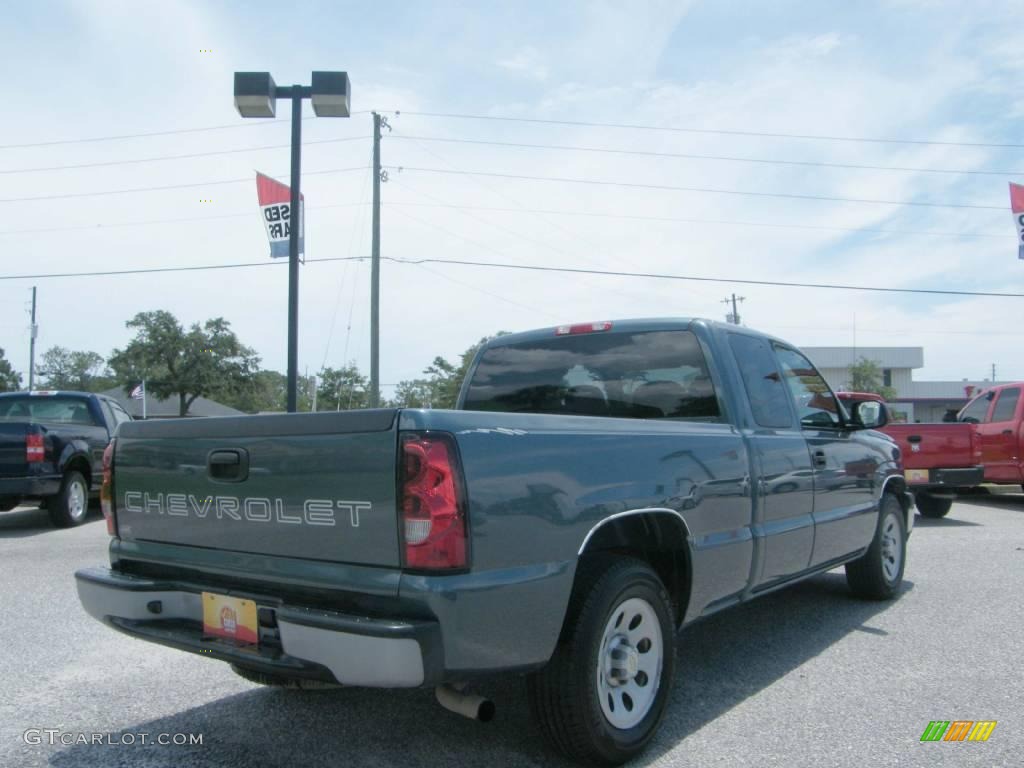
528,556,676,766
47,471,89,528
915,492,953,519
846,494,907,600
229,664,341,690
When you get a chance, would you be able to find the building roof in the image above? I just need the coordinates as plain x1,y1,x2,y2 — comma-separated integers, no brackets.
803,347,924,369
100,388,245,418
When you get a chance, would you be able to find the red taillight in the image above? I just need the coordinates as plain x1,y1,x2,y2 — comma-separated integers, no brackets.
399,432,467,570
101,439,117,536
555,321,613,336
25,432,44,463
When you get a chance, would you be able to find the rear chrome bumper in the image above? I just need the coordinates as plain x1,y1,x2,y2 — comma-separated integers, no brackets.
75,566,441,688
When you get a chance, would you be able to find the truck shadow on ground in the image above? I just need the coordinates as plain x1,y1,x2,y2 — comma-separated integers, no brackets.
913,514,980,528
953,493,1024,513
49,573,910,768
0,504,102,539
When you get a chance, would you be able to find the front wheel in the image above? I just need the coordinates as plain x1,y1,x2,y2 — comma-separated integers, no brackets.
528,556,676,766
47,471,89,528
915,492,953,519
846,494,906,600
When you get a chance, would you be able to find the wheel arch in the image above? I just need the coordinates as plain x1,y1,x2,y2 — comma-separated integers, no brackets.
880,474,912,532
577,509,693,629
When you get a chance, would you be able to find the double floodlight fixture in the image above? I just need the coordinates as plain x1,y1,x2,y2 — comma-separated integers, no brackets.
233,71,351,119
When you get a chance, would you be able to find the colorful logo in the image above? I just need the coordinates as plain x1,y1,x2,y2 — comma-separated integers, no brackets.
920,721,997,742
220,606,237,635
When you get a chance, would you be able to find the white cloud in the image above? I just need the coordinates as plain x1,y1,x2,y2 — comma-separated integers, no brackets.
497,46,549,81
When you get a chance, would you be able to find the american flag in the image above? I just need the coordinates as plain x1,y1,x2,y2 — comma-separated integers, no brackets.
129,383,145,400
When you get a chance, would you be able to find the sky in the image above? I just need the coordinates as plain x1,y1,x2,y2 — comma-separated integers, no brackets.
2,0,1023,400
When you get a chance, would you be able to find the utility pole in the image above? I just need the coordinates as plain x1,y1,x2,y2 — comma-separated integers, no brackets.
28,286,37,390
369,112,386,408
721,294,745,325
992,363,996,381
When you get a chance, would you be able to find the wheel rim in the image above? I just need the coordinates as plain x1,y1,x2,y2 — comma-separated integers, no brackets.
596,596,663,730
67,479,86,520
880,511,902,583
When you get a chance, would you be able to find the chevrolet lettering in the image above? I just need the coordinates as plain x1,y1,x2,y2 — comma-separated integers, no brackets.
121,492,371,527
76,319,913,765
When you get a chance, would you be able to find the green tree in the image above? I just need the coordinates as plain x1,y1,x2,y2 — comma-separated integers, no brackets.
220,370,314,413
38,346,115,391
389,378,434,408
316,363,368,411
109,311,260,416
848,357,897,401
423,333,509,409
0,348,22,392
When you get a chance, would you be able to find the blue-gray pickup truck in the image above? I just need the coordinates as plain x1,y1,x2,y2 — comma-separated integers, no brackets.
76,319,912,765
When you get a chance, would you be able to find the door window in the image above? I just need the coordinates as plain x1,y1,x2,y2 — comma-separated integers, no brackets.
728,333,793,428
108,401,133,426
989,388,1020,423
774,346,841,429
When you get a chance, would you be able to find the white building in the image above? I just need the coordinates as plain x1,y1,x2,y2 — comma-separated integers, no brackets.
801,347,1007,423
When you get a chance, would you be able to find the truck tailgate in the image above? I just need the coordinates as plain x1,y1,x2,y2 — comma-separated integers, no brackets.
0,423,28,478
884,422,979,470
112,410,400,567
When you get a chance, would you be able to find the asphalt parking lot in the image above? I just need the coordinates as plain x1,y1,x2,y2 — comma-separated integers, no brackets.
1,494,1021,768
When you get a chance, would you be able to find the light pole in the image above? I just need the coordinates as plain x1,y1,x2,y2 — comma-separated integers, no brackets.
233,70,351,412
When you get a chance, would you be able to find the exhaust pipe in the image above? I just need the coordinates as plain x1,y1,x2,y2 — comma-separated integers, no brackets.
435,684,495,722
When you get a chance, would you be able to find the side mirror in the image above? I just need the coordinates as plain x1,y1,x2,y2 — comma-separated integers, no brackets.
851,400,887,430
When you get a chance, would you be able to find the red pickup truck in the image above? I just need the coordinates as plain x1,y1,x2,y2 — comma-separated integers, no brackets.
957,382,1024,488
837,392,983,518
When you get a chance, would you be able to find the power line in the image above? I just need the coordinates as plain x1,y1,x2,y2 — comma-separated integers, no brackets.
386,201,1006,240
2,254,1021,298
0,136,369,174
0,202,370,236
0,166,368,203
387,166,1006,211
396,110,1024,150
0,112,372,150
392,135,1023,177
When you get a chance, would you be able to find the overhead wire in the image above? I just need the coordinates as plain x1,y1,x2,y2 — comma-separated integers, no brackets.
395,110,1024,150
386,165,1007,211
1,254,1020,298
391,135,1024,177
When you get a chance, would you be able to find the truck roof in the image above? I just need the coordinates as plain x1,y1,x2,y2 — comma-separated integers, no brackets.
0,390,101,398
480,317,782,349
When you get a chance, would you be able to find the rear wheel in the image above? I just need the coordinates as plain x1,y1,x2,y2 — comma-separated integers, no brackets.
846,494,906,600
229,664,341,690
915,492,953,519
47,471,89,528
528,556,676,766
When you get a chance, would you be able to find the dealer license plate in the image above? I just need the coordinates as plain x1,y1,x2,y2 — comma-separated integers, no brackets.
202,592,258,645
904,469,929,484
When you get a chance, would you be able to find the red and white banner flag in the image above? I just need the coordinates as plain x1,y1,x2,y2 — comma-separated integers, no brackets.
256,172,304,259
1009,182,1024,260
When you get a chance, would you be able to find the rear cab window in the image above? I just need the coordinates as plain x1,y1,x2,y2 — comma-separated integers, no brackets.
728,333,793,428
0,396,98,426
462,329,721,421
960,393,993,424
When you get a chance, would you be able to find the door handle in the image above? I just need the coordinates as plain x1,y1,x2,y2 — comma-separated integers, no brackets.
208,449,249,482
1002,429,1013,435
812,450,827,469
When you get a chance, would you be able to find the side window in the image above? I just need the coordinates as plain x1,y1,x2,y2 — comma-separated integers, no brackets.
111,402,132,425
959,393,992,424
774,346,841,429
989,388,1020,423
728,334,793,428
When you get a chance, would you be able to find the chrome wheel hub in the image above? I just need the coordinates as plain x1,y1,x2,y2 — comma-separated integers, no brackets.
597,597,662,730
880,512,901,583
68,481,86,520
